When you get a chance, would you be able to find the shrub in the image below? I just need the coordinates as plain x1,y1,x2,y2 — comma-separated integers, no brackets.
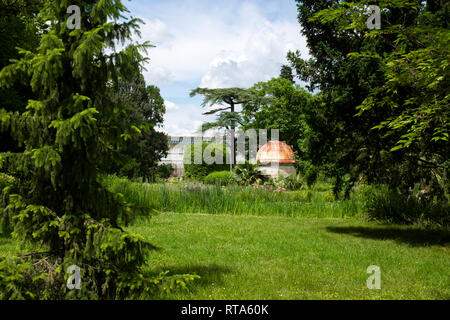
362,185,450,227
154,164,174,181
183,142,229,179
280,175,303,191
203,171,236,186
234,162,261,185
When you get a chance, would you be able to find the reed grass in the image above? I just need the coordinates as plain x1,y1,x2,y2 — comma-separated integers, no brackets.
103,175,363,218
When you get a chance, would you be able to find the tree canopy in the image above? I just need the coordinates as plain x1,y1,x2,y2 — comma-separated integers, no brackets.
190,87,261,168
242,78,313,156
108,73,169,180
287,0,449,198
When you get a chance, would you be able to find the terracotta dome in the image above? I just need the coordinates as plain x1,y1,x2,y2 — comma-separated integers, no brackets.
256,141,295,163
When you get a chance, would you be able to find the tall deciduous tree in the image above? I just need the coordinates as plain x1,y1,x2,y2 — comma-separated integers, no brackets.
242,78,312,155
288,0,449,198
109,73,168,180
314,0,449,197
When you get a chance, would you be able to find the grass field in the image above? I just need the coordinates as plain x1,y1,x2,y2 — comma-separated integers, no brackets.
125,212,449,300
2,177,448,300
1,212,448,299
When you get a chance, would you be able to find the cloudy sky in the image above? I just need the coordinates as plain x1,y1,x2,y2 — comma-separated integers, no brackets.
126,0,309,136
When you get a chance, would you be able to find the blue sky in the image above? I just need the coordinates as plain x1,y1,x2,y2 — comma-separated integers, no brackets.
125,0,309,136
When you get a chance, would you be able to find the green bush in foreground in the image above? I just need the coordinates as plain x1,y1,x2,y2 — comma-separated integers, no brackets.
203,171,236,186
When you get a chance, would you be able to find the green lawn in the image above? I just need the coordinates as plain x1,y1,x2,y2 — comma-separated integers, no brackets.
128,212,449,300
1,212,448,299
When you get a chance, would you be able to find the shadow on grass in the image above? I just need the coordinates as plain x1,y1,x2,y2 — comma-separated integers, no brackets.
165,263,231,284
145,242,163,252
147,263,233,296
326,226,450,247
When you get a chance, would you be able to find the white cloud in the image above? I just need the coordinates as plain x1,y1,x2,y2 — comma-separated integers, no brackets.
200,18,308,88
138,2,308,87
139,18,173,46
159,101,206,136
160,115,203,136
164,100,180,111
130,0,309,136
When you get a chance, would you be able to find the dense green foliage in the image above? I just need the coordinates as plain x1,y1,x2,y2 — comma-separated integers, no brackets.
314,1,449,152
108,73,169,180
0,0,193,299
183,142,229,179
267,174,304,191
296,160,319,187
233,162,261,186
0,0,42,153
279,65,295,84
151,163,175,182
190,87,263,167
242,78,313,157
0,172,16,191
362,185,449,226
287,0,449,202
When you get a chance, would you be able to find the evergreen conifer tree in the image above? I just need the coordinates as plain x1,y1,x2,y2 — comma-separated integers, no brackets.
0,0,196,299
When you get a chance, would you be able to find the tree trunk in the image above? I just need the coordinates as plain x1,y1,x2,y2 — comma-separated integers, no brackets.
230,102,236,170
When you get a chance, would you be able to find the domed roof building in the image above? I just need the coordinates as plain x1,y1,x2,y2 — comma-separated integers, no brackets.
257,141,296,178
257,141,296,163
